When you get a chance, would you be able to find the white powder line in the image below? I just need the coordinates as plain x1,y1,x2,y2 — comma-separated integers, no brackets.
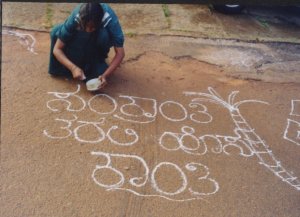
2,29,38,55
283,119,300,146
91,151,219,201
290,100,300,116
184,87,300,191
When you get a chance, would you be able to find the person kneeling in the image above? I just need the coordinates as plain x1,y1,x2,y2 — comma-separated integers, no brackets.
49,2,125,90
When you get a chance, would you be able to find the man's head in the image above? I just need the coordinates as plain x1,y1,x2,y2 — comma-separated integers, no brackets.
79,3,104,32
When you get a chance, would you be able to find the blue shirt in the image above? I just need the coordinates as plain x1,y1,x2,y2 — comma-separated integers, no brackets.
56,3,124,47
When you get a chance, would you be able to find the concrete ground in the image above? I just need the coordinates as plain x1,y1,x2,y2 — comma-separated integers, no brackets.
3,3,300,43
1,3,300,217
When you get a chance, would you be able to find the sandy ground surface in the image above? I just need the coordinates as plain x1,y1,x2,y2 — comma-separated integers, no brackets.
1,29,300,217
1,3,300,217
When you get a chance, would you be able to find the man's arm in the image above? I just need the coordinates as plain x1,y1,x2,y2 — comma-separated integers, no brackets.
99,46,125,88
53,38,86,80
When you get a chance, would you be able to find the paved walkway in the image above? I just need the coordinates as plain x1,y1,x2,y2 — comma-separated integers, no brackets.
2,30,300,217
2,3,300,83
2,3,300,43
2,3,300,217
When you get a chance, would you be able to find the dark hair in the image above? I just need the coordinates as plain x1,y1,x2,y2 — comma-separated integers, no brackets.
79,3,104,29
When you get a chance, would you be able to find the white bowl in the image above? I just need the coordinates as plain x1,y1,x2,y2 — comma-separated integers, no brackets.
86,78,101,91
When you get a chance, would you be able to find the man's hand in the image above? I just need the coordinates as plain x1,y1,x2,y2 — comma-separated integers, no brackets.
98,75,108,89
71,66,86,80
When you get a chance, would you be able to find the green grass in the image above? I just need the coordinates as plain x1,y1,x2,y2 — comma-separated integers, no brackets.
59,9,71,14
162,4,171,28
45,4,54,29
207,4,214,13
126,32,137,38
256,17,269,29
162,4,170,18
